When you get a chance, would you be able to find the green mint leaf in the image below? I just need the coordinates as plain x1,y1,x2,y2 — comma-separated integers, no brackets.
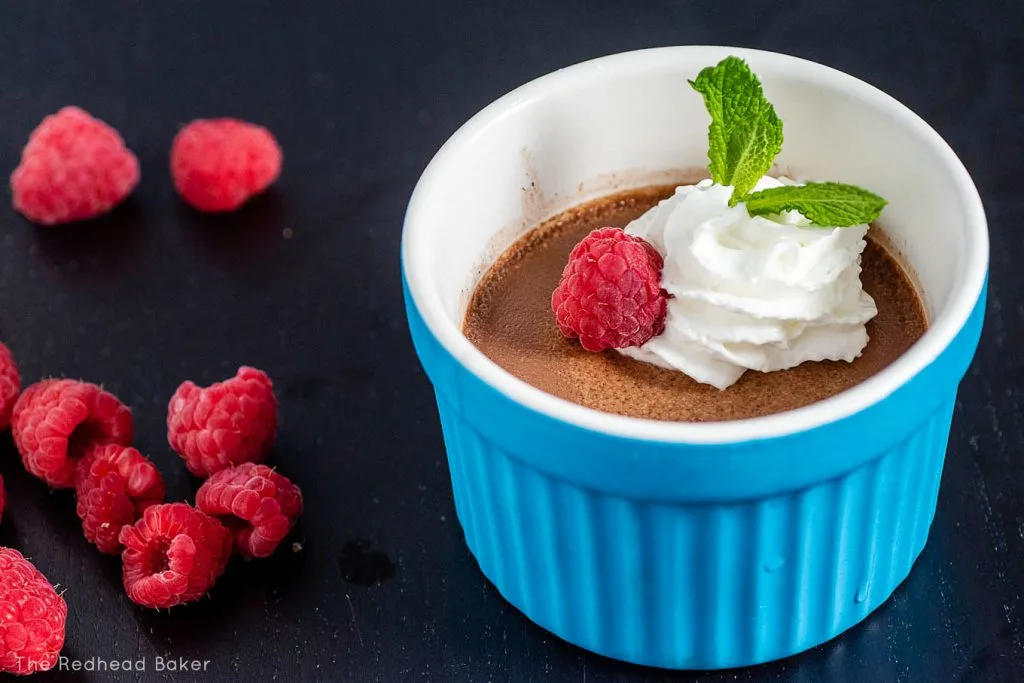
688,57,783,200
723,107,783,204
742,182,888,227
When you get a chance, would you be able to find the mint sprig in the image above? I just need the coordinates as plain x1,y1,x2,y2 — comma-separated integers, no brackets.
689,57,782,203
689,56,887,227
744,182,887,227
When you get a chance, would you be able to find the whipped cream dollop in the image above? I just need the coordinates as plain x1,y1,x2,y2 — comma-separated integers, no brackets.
620,176,877,389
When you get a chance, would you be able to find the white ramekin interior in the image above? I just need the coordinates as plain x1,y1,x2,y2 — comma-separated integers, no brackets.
402,46,988,444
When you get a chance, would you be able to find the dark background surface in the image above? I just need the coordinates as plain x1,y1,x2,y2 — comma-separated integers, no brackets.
0,0,1021,681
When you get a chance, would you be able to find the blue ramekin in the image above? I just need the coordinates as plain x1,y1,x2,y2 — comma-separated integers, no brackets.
402,47,989,669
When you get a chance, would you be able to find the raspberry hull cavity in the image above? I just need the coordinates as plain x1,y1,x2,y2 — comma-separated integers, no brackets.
196,463,303,559
119,503,232,609
12,379,133,489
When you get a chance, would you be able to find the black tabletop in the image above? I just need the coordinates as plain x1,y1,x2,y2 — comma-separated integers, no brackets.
0,1,1021,681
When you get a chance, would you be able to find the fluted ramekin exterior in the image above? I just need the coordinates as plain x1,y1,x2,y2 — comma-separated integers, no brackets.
405,278,985,669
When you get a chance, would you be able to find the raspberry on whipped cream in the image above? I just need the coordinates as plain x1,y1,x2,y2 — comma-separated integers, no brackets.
620,176,878,389
551,227,668,351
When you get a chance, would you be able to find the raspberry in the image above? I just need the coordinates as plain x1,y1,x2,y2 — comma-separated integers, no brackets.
119,503,232,609
10,106,140,226
167,367,278,478
170,118,282,213
11,379,133,489
75,444,165,554
0,342,20,431
551,227,669,352
196,463,303,559
0,548,67,675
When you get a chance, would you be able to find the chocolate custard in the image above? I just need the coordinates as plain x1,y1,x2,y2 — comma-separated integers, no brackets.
464,184,928,422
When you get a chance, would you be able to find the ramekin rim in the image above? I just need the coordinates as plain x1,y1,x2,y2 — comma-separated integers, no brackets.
401,45,989,445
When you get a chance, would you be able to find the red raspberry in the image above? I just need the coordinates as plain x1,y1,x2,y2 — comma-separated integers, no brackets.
551,227,669,352
0,342,19,431
170,118,282,213
196,463,303,559
0,548,67,675
75,444,166,554
167,367,278,478
119,503,232,609
11,379,133,489
10,106,140,226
